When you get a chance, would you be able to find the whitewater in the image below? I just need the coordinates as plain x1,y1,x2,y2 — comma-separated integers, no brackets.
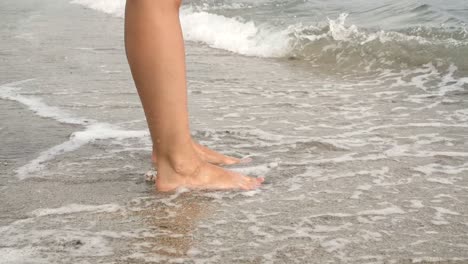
71,0,468,72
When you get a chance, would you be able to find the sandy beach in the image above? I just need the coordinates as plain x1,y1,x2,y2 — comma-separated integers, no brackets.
1,0,468,263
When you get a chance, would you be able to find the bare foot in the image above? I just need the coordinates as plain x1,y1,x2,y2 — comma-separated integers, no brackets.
152,141,251,166
155,156,264,192
194,142,252,165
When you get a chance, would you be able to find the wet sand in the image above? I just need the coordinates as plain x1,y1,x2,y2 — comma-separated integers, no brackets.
1,0,468,263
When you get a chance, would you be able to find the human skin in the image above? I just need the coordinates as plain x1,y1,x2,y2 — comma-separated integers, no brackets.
124,0,264,192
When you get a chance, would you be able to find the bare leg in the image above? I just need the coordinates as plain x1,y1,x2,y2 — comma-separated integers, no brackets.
124,0,263,192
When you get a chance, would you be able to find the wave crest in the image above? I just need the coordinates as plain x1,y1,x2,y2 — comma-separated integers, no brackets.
71,0,468,72
180,8,293,57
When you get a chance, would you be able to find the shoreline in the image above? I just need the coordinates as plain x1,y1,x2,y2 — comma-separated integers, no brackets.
1,0,467,263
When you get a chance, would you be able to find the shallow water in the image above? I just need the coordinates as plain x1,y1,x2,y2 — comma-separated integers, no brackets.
181,0,468,72
1,0,467,263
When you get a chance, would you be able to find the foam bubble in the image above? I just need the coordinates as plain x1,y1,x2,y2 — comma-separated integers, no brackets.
408,200,424,209
0,248,48,264
357,206,405,216
0,217,115,263
0,80,88,125
312,223,353,233
415,163,468,176
431,207,460,225
71,0,125,17
180,8,292,57
0,80,149,180
232,162,277,177
16,123,148,179
320,238,352,253
70,0,468,72
31,203,122,217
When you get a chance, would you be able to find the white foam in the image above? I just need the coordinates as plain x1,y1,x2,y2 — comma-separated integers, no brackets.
31,203,122,217
320,238,352,253
71,0,292,58
357,206,405,216
0,80,87,125
0,231,114,261
415,163,468,176
432,207,459,216
232,162,277,177
0,218,115,263
350,191,363,199
312,223,352,233
426,178,456,185
453,109,468,122
77,1,425,61
223,113,240,118
359,230,383,242
328,13,359,41
0,248,48,264
180,8,292,57
16,123,148,179
70,0,468,78
408,200,424,209
309,213,353,218
431,207,459,225
71,0,125,17
0,80,149,180
350,183,374,199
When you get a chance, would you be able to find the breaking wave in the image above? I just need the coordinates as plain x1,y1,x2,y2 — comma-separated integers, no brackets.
71,0,468,72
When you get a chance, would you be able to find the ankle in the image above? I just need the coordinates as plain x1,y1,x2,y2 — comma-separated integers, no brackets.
151,151,157,164
156,151,202,176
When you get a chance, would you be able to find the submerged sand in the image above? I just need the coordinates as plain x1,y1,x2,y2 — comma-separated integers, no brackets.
1,0,467,263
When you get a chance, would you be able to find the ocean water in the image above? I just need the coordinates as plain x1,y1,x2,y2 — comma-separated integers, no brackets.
0,0,467,263
72,0,468,73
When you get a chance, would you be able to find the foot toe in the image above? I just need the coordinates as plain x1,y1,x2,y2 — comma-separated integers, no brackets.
247,177,262,189
234,175,254,190
223,157,241,165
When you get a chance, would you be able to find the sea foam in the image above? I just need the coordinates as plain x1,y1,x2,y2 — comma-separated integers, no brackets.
0,79,149,179
32,203,122,217
71,0,468,72
16,123,148,179
179,8,292,57
71,0,125,17
71,0,292,57
0,80,87,125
